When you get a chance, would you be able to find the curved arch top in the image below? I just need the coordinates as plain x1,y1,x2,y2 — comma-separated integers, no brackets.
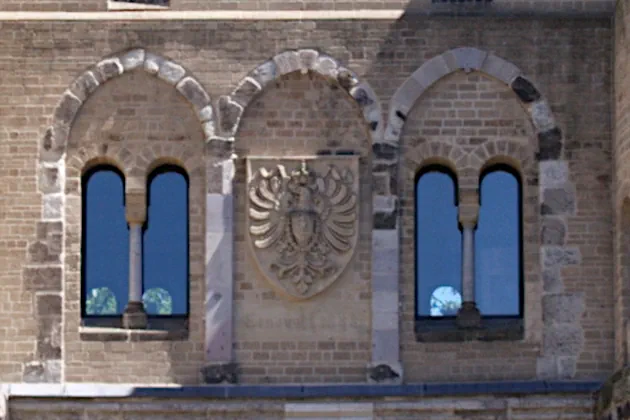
40,49,215,164
386,47,563,161
218,48,384,144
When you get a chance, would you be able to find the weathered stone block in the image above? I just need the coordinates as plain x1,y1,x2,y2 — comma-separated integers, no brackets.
511,75,541,103
313,55,338,78
24,266,62,292
43,194,63,220
120,48,145,71
530,100,556,132
543,293,585,324
231,77,261,107
37,317,61,359
37,294,61,317
157,60,186,85
95,58,123,82
69,70,100,102
540,160,569,188
143,52,163,75
176,77,211,115
53,92,82,127
541,184,576,215
541,217,566,245
543,324,584,356
542,246,581,269
543,268,564,293
28,242,53,264
217,96,243,134
22,360,61,383
537,128,563,160
249,60,276,87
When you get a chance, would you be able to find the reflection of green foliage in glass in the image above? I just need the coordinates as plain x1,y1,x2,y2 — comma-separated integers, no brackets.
85,287,117,315
142,288,173,315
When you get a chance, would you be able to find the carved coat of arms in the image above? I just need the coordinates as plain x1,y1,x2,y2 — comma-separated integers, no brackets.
247,158,359,300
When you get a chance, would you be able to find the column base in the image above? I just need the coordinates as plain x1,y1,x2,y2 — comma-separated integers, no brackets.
456,301,482,329
123,301,148,329
201,363,239,384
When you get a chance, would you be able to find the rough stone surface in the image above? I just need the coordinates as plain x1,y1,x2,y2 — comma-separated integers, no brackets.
157,60,186,85
543,324,584,357
23,267,62,292
542,246,581,269
541,185,577,215
543,293,585,324
511,75,541,103
541,217,567,245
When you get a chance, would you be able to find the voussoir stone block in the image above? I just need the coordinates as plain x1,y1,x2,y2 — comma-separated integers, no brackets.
120,48,145,71
95,58,123,82
249,60,277,87
144,53,164,75
69,71,99,103
412,55,450,88
511,75,542,103
217,96,243,135
443,47,488,72
231,77,261,107
273,50,301,76
157,60,186,85
53,92,82,127
481,53,521,84
313,55,338,79
298,49,319,70
530,100,556,132
176,77,211,116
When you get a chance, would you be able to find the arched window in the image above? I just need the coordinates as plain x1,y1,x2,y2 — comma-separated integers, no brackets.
82,166,128,316
415,166,462,318
143,165,189,316
475,165,523,317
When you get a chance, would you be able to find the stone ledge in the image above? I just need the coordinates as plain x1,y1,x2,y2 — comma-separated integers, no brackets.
107,0,168,10
78,325,188,342
2,381,602,400
415,317,524,342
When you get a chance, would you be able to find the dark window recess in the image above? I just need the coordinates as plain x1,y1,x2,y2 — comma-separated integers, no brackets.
143,165,189,317
111,0,169,5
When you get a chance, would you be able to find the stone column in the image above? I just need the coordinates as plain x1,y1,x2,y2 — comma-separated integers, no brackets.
123,190,147,329
456,190,481,328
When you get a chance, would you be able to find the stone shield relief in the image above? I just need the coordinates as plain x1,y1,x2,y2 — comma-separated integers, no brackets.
247,157,359,300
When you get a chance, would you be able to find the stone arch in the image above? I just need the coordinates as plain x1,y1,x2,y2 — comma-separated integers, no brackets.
386,47,561,156
40,48,214,166
216,49,384,143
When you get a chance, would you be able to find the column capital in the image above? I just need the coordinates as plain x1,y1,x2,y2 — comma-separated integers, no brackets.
125,190,146,224
458,188,479,227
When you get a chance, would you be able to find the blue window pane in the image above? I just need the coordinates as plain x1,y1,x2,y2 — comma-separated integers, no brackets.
475,169,522,316
83,168,129,315
143,167,189,316
416,169,462,317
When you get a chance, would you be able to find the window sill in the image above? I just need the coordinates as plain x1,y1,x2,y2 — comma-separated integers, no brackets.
107,0,168,11
80,317,188,341
415,318,523,342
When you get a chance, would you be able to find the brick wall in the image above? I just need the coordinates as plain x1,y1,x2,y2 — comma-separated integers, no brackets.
233,72,372,383
0,16,613,384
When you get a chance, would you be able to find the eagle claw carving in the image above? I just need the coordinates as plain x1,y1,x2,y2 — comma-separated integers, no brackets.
248,159,358,299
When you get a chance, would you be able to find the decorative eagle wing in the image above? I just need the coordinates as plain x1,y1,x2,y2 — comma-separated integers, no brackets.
317,166,357,253
249,166,288,249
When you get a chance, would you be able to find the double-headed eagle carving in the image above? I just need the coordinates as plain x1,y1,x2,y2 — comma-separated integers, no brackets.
248,160,358,299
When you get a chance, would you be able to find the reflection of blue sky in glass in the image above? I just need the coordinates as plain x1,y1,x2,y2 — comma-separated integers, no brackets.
84,169,129,315
143,169,188,316
475,170,520,316
430,286,462,316
416,170,462,317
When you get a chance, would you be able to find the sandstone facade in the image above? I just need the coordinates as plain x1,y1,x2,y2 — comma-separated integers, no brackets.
0,0,626,419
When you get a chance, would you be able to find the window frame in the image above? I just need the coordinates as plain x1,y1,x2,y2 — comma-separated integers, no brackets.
476,163,525,320
80,164,128,321
414,164,461,321
413,163,525,342
143,164,191,319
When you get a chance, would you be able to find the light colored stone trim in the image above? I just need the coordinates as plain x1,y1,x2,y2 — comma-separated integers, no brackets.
285,402,374,419
204,158,235,369
219,49,383,143
0,10,406,21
